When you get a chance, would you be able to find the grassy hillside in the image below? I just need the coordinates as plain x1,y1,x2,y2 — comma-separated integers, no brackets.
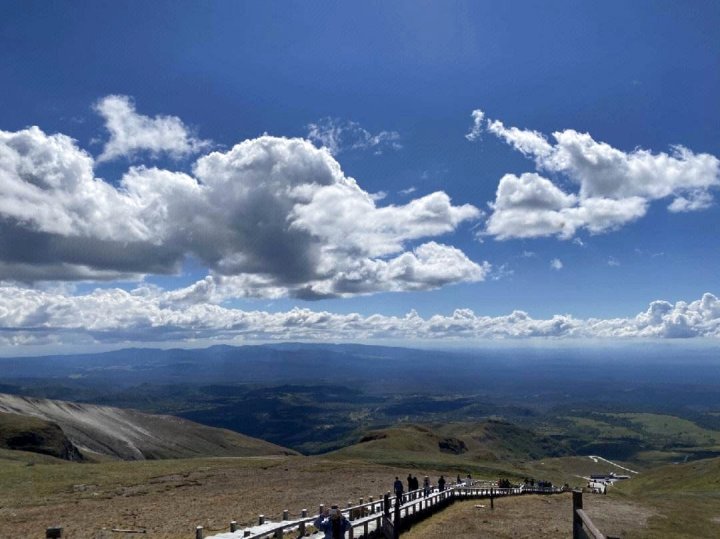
0,412,83,461
0,452,455,539
3,418,716,538
609,457,720,538
327,421,571,480
546,411,720,464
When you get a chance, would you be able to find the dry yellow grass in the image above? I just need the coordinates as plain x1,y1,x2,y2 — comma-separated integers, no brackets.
0,455,449,539
403,493,653,539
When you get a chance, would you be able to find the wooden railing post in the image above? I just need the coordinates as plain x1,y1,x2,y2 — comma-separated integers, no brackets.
195,526,203,539
393,494,401,539
230,521,238,532
572,490,583,539
46,528,63,539
299,509,307,535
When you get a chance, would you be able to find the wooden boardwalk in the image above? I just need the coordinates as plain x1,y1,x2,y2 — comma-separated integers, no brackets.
201,482,565,539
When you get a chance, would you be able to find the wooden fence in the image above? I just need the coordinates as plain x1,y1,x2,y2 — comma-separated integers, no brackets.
572,490,620,539
194,482,564,539
42,482,627,538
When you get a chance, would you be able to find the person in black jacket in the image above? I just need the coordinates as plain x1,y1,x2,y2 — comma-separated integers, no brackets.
393,476,404,502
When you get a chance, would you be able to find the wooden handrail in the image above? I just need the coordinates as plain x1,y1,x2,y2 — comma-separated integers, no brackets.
572,490,619,539
203,482,565,538
575,509,606,539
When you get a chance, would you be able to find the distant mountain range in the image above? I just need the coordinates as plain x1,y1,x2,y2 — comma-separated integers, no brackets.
1,342,718,460
1,341,717,396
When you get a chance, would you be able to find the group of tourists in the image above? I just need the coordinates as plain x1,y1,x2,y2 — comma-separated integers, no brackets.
312,471,474,538
393,473,452,502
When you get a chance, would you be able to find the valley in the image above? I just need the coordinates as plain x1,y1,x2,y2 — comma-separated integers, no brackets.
0,343,719,538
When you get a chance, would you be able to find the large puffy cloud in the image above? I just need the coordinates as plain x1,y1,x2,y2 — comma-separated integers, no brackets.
0,127,146,240
95,95,211,162
0,101,484,297
184,136,483,296
470,111,720,239
0,285,718,347
0,127,183,281
485,173,647,239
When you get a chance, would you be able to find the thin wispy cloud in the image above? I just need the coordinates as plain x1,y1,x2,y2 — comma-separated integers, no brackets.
306,117,401,155
465,109,485,141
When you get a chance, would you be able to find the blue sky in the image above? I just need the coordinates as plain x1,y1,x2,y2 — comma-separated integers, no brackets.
0,1,719,351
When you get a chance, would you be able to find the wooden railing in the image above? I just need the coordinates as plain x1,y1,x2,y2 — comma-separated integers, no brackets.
572,490,620,539
198,481,565,539
42,482,567,538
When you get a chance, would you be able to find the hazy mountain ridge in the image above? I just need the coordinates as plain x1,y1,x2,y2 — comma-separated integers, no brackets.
0,393,295,460
0,343,718,461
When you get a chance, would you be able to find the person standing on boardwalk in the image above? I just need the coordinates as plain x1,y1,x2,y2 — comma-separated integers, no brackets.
407,474,413,497
394,476,404,503
411,475,419,498
314,505,351,539
438,475,446,491
423,475,431,497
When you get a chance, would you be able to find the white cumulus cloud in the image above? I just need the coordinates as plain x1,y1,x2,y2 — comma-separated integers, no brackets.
0,98,484,298
468,110,720,240
0,286,718,348
95,95,211,162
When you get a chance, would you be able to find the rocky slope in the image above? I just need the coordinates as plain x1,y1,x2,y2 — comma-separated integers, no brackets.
0,411,84,461
0,393,295,460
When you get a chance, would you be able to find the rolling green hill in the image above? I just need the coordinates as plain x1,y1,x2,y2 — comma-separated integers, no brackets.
327,420,571,478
